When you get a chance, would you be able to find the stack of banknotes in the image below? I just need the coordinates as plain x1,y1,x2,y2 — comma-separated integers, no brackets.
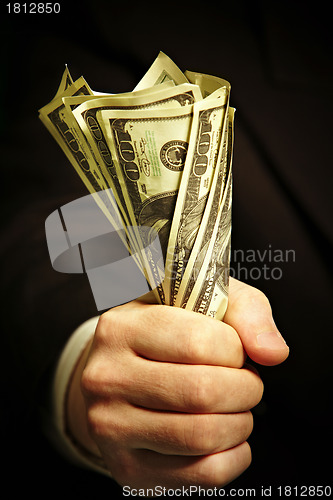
39,52,235,320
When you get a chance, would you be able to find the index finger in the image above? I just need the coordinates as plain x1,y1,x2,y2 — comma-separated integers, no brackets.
105,301,246,368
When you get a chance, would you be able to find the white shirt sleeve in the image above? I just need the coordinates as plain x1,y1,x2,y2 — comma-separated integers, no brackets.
41,316,111,477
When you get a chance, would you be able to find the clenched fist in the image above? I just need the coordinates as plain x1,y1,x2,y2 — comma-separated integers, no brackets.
67,278,289,489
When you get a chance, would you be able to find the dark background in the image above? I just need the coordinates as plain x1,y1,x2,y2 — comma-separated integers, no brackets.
0,0,332,496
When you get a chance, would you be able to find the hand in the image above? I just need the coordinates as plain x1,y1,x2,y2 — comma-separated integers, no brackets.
67,278,289,489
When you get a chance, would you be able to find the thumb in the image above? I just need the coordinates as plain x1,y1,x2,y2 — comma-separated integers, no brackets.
224,278,289,366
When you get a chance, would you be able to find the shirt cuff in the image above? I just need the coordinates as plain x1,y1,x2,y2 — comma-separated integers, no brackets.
43,316,111,477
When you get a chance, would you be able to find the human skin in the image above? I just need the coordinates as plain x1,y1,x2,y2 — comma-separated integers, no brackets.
67,278,289,488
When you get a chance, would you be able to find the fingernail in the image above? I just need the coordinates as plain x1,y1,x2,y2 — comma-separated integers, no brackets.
257,331,288,350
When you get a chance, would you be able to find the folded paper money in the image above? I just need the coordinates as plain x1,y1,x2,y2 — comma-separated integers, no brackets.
39,52,235,320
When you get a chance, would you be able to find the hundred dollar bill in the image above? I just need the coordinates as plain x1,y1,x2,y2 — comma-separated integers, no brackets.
97,104,194,303
39,76,106,193
185,70,231,97
50,65,74,102
175,108,235,312
174,108,232,307
134,51,189,90
62,81,176,114
39,76,128,244
184,168,232,320
66,83,202,246
164,86,229,305
60,85,177,251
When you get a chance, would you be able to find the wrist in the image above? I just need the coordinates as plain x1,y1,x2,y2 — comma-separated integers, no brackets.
66,337,101,458
47,316,110,475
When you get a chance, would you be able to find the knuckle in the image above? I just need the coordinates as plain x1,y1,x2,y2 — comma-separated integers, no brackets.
234,282,272,315
183,327,208,363
232,279,270,302
221,412,254,448
195,442,252,488
184,368,216,413
81,360,108,397
81,356,126,399
95,303,139,349
94,309,122,347
248,287,272,311
199,463,224,487
86,403,108,439
86,403,127,445
183,415,218,454
95,310,112,338
81,363,99,397
194,456,225,487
